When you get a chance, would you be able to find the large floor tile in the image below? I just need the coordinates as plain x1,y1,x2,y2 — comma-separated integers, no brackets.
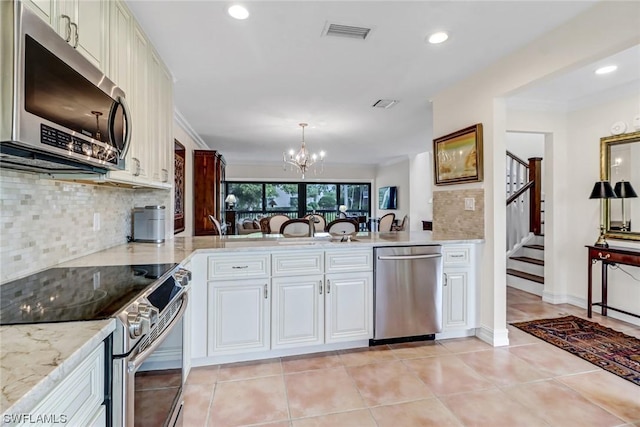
209,376,289,427
370,398,462,427
217,358,282,382
507,342,601,377
338,345,397,366
347,360,433,406
442,388,551,427
285,367,365,418
182,383,214,427
403,355,494,396
505,379,625,427
506,324,542,346
388,340,452,359
438,337,493,354
291,409,376,427
187,365,220,385
557,371,640,422
281,351,342,374
456,348,549,386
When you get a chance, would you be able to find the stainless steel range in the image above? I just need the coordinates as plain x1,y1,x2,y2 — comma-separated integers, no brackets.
0,262,191,427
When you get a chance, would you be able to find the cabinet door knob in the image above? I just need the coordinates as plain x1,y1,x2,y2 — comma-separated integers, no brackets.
444,273,448,286
327,279,331,293
319,280,323,295
264,284,268,299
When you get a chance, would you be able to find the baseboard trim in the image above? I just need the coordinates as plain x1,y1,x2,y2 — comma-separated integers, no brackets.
565,295,640,327
476,325,509,347
542,290,569,304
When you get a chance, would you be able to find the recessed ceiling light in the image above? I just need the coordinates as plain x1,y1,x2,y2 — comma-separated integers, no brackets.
228,5,249,20
427,31,448,44
595,65,617,75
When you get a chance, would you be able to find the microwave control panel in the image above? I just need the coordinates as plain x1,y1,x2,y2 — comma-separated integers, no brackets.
41,124,117,165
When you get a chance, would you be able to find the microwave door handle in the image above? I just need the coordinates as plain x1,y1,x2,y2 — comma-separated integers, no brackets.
118,96,132,160
126,291,188,373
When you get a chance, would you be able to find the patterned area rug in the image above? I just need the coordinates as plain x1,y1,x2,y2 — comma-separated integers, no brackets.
511,315,640,386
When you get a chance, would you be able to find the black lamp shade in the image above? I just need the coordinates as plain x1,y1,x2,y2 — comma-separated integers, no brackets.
589,181,617,199
614,181,638,199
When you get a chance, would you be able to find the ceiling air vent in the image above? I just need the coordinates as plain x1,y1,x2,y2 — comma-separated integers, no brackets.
372,99,399,109
323,23,371,40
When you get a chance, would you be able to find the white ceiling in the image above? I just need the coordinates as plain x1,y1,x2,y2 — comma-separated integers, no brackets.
126,0,603,166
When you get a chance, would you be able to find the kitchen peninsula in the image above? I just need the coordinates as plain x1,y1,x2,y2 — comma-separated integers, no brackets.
1,231,481,421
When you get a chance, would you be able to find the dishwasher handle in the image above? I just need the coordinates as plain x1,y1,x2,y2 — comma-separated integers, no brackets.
377,253,443,261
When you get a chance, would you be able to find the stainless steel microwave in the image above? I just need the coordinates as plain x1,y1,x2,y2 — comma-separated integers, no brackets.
0,2,131,174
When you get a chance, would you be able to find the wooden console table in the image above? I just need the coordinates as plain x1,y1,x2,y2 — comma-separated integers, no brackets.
586,245,640,319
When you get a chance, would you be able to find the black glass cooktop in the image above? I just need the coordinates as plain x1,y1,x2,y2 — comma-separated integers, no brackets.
0,263,176,325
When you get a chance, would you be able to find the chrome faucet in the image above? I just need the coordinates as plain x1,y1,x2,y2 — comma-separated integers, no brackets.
307,213,319,237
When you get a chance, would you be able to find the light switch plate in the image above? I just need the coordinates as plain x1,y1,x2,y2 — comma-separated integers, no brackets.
464,198,475,211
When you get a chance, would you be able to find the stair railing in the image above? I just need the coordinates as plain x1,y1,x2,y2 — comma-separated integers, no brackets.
506,152,542,252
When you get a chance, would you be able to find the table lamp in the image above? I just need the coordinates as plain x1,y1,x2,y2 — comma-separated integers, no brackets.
613,180,637,232
589,181,617,247
225,194,237,210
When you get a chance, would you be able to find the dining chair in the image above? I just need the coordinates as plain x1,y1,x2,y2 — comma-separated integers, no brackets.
208,215,226,236
280,218,311,237
268,214,290,235
391,214,408,231
325,218,358,235
304,214,326,232
378,213,396,232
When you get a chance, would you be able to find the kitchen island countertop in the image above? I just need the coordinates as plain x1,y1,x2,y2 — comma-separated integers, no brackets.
57,231,483,267
0,319,115,418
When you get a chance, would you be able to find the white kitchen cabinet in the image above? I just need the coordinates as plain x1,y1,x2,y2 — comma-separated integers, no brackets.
439,244,478,338
25,0,107,71
207,279,271,355
16,343,105,427
271,251,372,349
271,275,324,349
59,0,107,70
325,272,372,343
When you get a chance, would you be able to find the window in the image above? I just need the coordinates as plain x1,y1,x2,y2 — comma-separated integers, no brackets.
225,181,371,224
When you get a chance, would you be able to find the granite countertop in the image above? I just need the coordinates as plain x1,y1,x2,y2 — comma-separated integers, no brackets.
0,319,115,417
1,231,482,416
57,231,483,267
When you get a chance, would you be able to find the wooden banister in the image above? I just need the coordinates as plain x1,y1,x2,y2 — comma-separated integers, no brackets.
506,151,529,168
506,181,534,205
529,157,543,235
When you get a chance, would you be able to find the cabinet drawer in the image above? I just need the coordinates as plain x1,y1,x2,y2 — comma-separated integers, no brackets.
272,251,324,276
443,246,471,266
23,343,105,427
207,253,270,279
325,249,373,273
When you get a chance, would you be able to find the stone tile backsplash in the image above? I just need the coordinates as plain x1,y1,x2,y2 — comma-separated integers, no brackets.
432,188,485,240
0,169,171,282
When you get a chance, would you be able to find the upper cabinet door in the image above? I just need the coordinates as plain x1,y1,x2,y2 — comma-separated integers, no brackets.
72,0,107,70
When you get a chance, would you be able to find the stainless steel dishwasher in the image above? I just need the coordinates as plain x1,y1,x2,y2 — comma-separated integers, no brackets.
373,245,443,343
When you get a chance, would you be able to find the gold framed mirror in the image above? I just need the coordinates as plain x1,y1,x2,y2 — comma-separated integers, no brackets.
600,130,640,241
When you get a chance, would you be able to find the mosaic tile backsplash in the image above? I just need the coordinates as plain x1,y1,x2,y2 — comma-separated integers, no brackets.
432,188,485,240
0,169,171,282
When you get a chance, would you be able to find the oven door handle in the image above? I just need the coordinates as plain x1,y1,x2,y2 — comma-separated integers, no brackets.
127,291,188,373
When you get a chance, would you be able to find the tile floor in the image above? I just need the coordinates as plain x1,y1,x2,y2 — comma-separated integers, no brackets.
183,287,640,427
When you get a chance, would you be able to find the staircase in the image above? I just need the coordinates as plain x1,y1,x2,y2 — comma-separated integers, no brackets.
507,234,544,295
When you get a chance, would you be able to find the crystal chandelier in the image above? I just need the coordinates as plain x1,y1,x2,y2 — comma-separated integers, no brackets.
283,123,325,179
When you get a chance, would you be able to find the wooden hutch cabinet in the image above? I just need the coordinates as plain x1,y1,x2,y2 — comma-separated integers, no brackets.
194,150,226,236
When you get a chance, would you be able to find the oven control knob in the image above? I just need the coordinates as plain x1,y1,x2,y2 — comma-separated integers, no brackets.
127,312,144,338
138,303,158,327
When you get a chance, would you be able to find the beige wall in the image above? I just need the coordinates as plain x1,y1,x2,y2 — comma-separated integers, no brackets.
374,158,410,224
431,1,640,344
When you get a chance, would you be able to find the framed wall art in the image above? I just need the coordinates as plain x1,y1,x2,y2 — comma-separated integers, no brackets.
433,123,483,185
